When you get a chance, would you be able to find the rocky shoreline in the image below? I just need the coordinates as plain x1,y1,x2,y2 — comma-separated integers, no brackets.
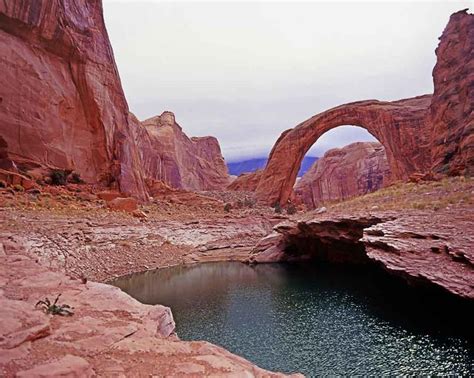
0,236,298,377
1,177,473,376
250,208,474,300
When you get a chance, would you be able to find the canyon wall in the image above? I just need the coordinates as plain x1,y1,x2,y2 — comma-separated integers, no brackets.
0,0,149,199
294,142,389,208
0,0,229,198
430,9,474,176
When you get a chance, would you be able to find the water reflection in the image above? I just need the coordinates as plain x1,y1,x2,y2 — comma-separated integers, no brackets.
112,262,474,376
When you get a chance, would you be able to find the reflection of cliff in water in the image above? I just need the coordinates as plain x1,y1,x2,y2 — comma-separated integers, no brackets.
112,263,291,333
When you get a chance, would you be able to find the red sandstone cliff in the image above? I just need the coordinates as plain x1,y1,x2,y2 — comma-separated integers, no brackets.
0,0,149,198
139,112,230,191
430,9,474,176
294,142,390,208
0,1,230,198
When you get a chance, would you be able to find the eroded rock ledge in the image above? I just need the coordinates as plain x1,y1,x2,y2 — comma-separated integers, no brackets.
0,237,295,377
249,209,474,300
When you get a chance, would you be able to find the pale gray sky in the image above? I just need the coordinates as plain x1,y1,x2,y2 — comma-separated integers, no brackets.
103,1,470,161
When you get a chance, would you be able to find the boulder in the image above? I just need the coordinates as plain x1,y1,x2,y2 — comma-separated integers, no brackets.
107,198,138,213
16,355,95,377
97,191,122,202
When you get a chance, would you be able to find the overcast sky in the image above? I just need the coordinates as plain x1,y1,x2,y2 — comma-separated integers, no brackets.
103,1,470,161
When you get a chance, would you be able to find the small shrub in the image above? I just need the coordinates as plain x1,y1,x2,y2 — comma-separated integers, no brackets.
224,203,232,212
50,170,67,186
0,180,6,188
272,202,282,214
13,184,24,192
70,172,84,184
35,294,74,316
243,197,256,208
286,203,297,215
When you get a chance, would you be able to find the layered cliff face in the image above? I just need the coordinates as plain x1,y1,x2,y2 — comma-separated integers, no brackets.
294,142,390,208
140,112,230,191
430,9,474,176
0,0,148,198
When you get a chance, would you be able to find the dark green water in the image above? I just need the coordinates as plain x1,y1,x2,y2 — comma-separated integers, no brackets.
112,262,473,376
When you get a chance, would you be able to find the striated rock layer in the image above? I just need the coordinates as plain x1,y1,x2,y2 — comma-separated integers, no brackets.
248,10,473,205
0,1,230,198
430,9,474,176
249,209,474,300
294,142,390,208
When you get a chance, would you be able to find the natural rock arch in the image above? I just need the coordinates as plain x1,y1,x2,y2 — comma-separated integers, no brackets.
255,95,433,205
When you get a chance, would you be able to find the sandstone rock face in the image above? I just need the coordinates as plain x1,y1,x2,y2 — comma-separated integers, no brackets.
140,112,230,191
249,209,474,300
0,0,148,199
294,142,390,208
255,95,432,205
430,9,474,176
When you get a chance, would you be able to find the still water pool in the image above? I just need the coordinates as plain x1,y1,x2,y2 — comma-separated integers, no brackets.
112,262,473,375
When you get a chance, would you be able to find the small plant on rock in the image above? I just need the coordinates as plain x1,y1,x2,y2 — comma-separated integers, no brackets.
13,184,24,192
50,170,68,186
35,294,74,316
224,203,232,212
243,197,256,208
272,201,282,214
70,172,84,184
286,203,297,215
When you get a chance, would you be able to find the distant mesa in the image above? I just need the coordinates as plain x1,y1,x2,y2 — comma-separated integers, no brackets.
227,156,318,177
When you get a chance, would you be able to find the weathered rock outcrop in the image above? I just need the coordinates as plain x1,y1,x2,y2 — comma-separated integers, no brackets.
294,142,390,208
248,10,473,205
0,1,230,198
249,209,474,300
430,9,474,176
140,112,230,191
228,169,263,192
0,0,148,199
0,238,291,376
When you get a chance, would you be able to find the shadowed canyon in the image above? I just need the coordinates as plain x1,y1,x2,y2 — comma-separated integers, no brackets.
0,1,473,376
